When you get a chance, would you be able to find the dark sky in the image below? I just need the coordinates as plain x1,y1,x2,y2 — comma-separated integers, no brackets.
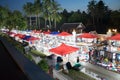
0,0,120,12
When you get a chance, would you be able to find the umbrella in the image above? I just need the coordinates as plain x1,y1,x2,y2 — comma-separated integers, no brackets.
49,43,79,56
77,33,97,38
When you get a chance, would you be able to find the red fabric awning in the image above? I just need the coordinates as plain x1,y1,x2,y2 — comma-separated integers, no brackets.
14,34,25,39
57,32,72,36
77,33,97,38
49,43,79,56
108,34,120,40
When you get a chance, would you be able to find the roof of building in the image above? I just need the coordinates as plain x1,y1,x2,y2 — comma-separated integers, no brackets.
61,22,85,29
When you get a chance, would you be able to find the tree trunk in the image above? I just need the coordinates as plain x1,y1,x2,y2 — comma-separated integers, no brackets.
93,16,94,25
39,17,40,29
29,16,32,29
44,18,47,29
36,15,37,28
54,20,56,29
30,16,31,26
37,14,41,29
48,18,51,29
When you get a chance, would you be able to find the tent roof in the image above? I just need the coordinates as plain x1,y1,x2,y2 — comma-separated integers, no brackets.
77,33,97,38
108,34,120,40
57,32,72,36
49,43,79,56
14,34,25,39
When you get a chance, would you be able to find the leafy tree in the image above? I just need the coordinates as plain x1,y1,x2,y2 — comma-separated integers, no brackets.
96,0,105,24
4,10,27,31
0,6,9,28
51,0,62,29
33,0,42,29
87,0,110,33
87,0,96,25
68,11,81,22
81,11,88,24
110,10,120,30
60,9,70,26
42,0,53,28
12,10,27,30
23,2,34,27
0,5,27,31
42,0,62,29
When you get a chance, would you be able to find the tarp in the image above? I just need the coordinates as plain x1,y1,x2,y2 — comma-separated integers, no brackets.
49,43,79,56
50,31,60,35
108,34,120,40
26,37,40,41
22,35,31,40
57,32,72,36
77,33,97,38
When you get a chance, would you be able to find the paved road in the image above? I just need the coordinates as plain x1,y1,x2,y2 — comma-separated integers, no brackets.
81,62,120,80
0,41,29,80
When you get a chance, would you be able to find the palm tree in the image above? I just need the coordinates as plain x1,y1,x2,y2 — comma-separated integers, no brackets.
42,0,52,28
33,0,42,29
42,0,62,29
51,0,62,29
23,2,34,28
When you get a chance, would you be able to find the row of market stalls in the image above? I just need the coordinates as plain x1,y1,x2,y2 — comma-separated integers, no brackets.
1,28,97,61
1,28,120,72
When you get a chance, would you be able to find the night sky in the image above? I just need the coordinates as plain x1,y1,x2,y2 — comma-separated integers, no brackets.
0,0,120,12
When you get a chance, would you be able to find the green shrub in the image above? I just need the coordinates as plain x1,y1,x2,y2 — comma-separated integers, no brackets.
67,70,95,80
24,54,33,61
0,33,24,54
31,50,46,58
38,59,49,72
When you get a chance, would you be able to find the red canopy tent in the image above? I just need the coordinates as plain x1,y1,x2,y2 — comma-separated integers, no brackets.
43,31,51,34
7,32,16,37
57,32,72,36
49,43,79,56
108,34,120,40
77,33,97,38
14,34,25,39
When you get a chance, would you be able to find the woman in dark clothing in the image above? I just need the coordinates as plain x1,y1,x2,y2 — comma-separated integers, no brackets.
77,57,79,63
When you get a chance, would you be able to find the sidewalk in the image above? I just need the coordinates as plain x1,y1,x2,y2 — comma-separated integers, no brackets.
81,62,120,80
